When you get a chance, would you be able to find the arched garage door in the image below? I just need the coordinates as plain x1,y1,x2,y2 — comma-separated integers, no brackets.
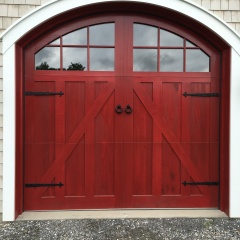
24,15,220,210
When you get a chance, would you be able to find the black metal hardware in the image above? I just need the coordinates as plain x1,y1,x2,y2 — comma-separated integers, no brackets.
182,181,219,186
25,182,64,188
183,92,220,97
125,104,132,114
115,104,123,114
25,91,64,97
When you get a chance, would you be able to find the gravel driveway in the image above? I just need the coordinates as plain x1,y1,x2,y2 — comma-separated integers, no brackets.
1,218,240,239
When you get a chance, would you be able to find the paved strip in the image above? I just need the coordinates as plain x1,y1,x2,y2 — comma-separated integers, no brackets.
1,218,240,239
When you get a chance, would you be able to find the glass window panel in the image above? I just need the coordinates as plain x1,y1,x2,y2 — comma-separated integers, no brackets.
90,23,114,46
134,49,157,72
49,38,60,45
63,47,87,71
186,49,210,72
133,24,158,46
35,47,60,70
62,28,87,45
160,49,183,72
160,30,183,47
186,40,196,47
90,48,114,71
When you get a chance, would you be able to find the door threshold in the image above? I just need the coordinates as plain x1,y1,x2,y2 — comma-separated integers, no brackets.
17,209,227,220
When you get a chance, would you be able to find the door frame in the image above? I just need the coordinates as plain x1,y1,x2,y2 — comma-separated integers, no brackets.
2,0,239,220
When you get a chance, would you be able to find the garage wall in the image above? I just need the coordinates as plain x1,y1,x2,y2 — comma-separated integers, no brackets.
0,0,240,214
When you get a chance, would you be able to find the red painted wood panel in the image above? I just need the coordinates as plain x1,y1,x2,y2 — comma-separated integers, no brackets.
65,136,85,196
161,82,182,195
24,15,220,210
94,91,115,195
65,82,85,140
133,90,153,195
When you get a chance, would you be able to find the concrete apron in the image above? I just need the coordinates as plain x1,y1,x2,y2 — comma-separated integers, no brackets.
17,210,227,221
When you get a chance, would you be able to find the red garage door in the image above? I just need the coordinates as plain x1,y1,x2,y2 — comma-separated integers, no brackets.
24,15,220,210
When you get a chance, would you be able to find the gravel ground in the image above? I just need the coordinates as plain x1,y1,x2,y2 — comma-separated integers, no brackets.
0,218,240,239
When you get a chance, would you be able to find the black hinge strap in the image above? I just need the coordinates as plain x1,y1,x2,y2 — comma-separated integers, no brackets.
25,91,64,97
25,182,64,188
183,92,220,97
182,181,219,186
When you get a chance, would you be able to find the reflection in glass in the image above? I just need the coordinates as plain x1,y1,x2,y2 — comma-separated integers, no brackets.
90,48,114,71
63,48,87,70
186,40,196,47
160,49,183,72
186,49,209,72
134,24,158,46
62,28,87,45
90,24,114,46
134,49,157,72
35,47,60,70
160,30,183,47
49,38,60,45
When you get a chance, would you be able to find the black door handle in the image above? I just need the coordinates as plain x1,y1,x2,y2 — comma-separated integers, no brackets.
125,104,132,114
115,104,123,114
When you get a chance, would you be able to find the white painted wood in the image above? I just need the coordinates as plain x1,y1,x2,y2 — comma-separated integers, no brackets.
2,44,16,221
229,49,240,218
1,0,240,54
1,0,240,220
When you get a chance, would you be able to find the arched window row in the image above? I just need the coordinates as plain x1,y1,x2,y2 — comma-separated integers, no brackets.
35,23,210,72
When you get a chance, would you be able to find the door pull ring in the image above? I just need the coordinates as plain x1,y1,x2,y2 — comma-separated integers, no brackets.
125,104,132,114
115,104,123,114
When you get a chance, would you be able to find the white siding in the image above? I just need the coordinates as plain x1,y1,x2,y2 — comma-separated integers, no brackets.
0,0,53,218
0,38,2,214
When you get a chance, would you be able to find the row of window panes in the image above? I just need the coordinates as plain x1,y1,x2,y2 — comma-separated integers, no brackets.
134,24,197,47
50,24,196,47
35,23,210,72
134,49,209,72
35,47,114,71
35,46,208,72
50,23,115,46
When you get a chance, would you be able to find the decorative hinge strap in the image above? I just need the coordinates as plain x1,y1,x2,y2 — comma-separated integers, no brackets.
183,92,220,97
182,181,219,186
25,182,64,188
25,91,64,97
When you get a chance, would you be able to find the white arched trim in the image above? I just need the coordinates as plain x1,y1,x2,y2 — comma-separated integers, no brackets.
1,0,240,220
1,0,240,55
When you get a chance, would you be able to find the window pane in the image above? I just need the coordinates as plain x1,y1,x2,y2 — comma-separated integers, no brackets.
35,47,60,70
160,30,183,47
186,49,210,72
49,38,60,45
134,49,157,72
160,49,183,72
63,48,87,70
186,40,196,47
63,28,87,45
90,48,114,71
90,24,114,46
134,24,158,46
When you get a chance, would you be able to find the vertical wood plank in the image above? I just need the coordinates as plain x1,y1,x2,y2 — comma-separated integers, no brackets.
161,82,182,195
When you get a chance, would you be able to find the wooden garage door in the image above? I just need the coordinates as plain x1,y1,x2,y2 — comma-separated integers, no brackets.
24,15,220,210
